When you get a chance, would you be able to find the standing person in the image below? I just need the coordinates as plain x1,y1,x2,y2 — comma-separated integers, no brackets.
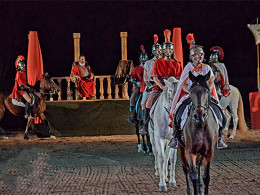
127,45,148,125
208,46,230,97
168,33,227,149
70,55,95,99
10,55,33,118
139,34,162,134
141,29,183,135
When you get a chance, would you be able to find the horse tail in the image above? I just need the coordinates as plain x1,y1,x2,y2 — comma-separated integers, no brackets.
237,89,248,132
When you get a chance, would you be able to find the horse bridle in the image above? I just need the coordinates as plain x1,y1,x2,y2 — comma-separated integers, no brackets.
40,78,58,95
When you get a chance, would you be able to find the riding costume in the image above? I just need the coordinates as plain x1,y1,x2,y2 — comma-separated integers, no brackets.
10,55,33,118
139,34,162,134
209,46,230,97
127,45,147,126
141,29,183,135
71,61,95,98
168,33,227,149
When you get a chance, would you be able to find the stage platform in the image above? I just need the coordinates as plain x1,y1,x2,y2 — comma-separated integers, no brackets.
44,99,135,137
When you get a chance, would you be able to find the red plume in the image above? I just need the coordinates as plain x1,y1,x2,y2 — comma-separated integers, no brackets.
210,46,224,60
140,45,145,53
186,33,195,48
154,34,158,44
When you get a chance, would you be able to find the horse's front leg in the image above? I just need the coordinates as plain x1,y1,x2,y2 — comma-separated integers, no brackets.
230,112,238,139
189,154,200,195
24,118,34,140
40,113,56,139
155,136,167,192
203,160,211,195
197,155,204,195
169,148,177,187
146,134,153,155
142,134,147,153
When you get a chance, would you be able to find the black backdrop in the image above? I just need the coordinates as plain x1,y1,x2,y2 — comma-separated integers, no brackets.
0,1,259,120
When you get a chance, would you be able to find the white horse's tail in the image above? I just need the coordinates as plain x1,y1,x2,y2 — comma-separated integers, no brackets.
237,91,248,132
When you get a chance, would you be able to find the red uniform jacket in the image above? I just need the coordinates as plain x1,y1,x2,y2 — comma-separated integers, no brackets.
10,71,28,101
131,66,144,91
151,59,182,91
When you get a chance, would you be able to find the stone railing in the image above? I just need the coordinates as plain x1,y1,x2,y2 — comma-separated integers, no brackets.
50,75,130,101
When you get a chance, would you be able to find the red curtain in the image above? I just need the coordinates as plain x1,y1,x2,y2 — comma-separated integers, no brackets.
27,31,44,86
172,28,183,69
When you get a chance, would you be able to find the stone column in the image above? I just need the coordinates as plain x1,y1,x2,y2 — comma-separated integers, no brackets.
73,33,81,62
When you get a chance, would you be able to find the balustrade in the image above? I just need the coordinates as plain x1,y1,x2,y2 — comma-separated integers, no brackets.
50,75,130,101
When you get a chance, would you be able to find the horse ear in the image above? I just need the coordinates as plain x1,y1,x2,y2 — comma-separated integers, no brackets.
189,71,195,82
205,71,211,81
164,79,173,90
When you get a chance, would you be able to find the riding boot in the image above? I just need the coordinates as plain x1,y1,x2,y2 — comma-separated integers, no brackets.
127,106,137,125
25,102,31,119
217,111,228,149
168,125,179,149
139,108,150,135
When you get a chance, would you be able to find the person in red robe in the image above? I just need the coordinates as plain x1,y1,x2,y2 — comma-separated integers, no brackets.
10,55,33,118
70,55,95,99
127,45,147,125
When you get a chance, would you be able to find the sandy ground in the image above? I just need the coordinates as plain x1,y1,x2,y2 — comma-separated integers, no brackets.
0,129,259,195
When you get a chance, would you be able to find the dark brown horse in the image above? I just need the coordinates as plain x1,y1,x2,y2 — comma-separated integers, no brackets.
178,71,218,195
0,73,60,140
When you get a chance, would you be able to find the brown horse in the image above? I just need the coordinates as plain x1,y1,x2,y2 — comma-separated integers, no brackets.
177,71,219,195
0,73,60,140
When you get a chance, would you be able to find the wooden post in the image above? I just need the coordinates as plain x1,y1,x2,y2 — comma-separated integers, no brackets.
120,32,128,60
107,77,112,99
99,77,104,100
115,85,119,99
257,18,260,92
73,33,81,62
65,77,72,100
57,78,62,101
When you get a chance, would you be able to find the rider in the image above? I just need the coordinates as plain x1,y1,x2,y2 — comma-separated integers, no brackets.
139,34,162,135
127,45,148,125
140,29,183,135
70,55,95,99
168,33,227,149
208,46,230,97
10,55,33,118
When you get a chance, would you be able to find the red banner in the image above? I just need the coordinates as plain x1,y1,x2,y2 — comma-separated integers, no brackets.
172,28,183,69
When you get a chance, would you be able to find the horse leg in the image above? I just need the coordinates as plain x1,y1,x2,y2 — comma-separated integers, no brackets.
229,104,238,139
0,105,8,139
224,109,231,137
197,155,204,195
164,143,170,183
203,158,212,195
40,113,56,139
169,148,177,187
146,134,153,155
142,134,147,153
148,122,159,178
24,118,34,140
155,136,167,192
189,154,200,195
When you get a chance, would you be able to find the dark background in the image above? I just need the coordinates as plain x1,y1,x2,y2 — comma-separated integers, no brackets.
0,1,259,121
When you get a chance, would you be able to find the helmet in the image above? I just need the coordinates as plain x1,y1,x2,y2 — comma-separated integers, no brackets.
152,34,162,58
162,29,174,57
139,45,148,64
209,46,224,61
186,33,205,64
15,55,26,71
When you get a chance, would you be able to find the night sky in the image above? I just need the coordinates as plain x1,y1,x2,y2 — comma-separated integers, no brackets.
0,1,259,119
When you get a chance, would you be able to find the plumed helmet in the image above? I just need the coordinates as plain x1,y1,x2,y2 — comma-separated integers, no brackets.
139,45,148,63
186,33,204,63
152,34,162,57
210,46,224,61
162,29,174,57
15,55,26,71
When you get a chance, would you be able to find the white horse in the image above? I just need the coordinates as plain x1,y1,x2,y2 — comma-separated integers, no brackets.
219,85,248,139
148,77,179,192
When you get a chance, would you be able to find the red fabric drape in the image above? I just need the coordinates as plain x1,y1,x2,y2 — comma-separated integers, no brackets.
172,28,183,69
27,31,44,86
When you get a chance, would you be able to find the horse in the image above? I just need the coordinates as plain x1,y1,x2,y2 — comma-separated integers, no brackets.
211,67,248,138
178,71,219,195
0,73,60,140
148,77,179,192
134,92,152,154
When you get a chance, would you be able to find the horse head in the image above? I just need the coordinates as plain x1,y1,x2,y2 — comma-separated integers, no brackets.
163,77,178,113
40,72,61,95
189,71,210,127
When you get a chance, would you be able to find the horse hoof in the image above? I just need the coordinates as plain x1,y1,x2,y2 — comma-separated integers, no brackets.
50,135,56,139
138,144,145,153
148,152,153,156
229,135,234,139
24,135,29,140
3,136,9,140
169,181,177,187
159,185,167,192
